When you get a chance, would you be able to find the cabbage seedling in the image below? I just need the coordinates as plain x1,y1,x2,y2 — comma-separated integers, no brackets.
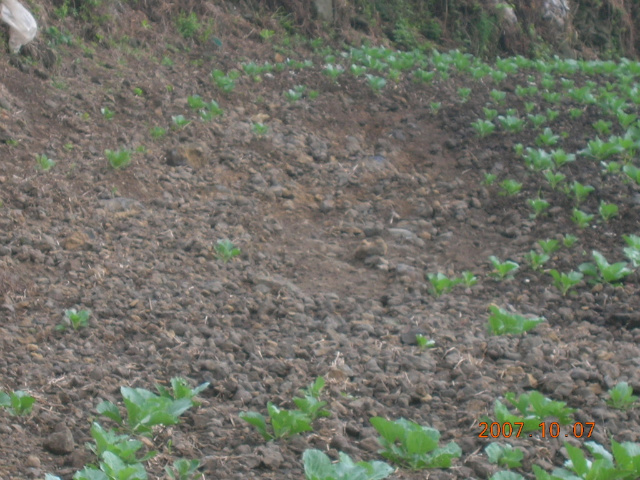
211,69,237,93
150,126,166,139
293,377,330,421
187,94,206,110
499,179,522,196
415,334,435,349
302,449,394,480
606,382,638,410
483,173,497,185
489,256,519,280
366,74,387,93
370,417,462,470
0,390,35,416
523,148,553,171
413,69,434,83
551,148,575,168
101,107,115,119
156,377,209,406
599,201,618,221
56,308,91,332
538,239,560,255
105,149,131,169
215,239,240,263
592,119,613,136
527,113,547,129
487,305,545,335
569,181,595,205
544,170,565,190
528,197,550,218
579,250,632,284
524,251,549,271
427,272,461,297
535,127,560,147
497,115,525,134
571,208,594,229
490,89,506,104
429,102,441,114
485,443,523,468
252,122,269,137
323,64,343,82
549,269,583,296
563,234,578,248
623,164,640,184
172,115,191,129
87,422,157,464
460,271,478,287
623,234,640,267
165,459,201,480
472,119,495,138
494,390,575,431
36,154,56,171
457,87,471,102
350,64,367,76
240,402,313,441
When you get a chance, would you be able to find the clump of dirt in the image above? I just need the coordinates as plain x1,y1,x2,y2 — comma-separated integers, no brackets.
0,2,639,480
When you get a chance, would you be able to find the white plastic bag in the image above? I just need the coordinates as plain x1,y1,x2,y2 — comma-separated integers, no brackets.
0,0,37,53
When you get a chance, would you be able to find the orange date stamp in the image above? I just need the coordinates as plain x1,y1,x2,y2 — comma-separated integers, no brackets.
478,421,595,439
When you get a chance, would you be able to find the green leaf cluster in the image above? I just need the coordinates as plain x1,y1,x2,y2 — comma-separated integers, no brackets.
303,449,394,480
487,306,545,335
494,391,575,432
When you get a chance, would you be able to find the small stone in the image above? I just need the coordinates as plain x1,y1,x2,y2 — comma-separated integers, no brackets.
256,444,284,469
62,231,88,251
25,455,40,468
44,426,74,455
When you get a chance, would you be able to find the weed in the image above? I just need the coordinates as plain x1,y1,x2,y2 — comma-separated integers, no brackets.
429,102,441,114
370,417,461,470
132,87,143,97
215,239,240,263
606,382,637,410
483,173,497,185
302,449,394,480
487,305,545,335
105,149,131,169
0,390,36,416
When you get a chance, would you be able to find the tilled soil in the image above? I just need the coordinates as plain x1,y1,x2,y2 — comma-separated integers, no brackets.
0,5,639,480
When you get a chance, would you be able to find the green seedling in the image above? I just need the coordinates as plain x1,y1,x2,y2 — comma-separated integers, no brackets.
602,161,622,175
350,64,367,76
239,402,313,441
252,123,269,136
568,181,595,205
563,234,578,248
293,377,330,421
540,440,640,479
571,208,594,229
150,126,166,139
581,137,623,161
528,113,547,129
187,95,206,110
542,91,561,103
101,107,115,119
165,459,201,480
132,87,143,97
546,108,560,121
74,451,147,480
490,89,507,104
544,170,565,190
472,119,496,138
485,443,524,469
579,250,632,284
536,127,560,147
550,148,575,168
370,417,461,470
366,74,387,93
593,119,613,136
105,149,131,169
487,305,545,335
303,449,394,480
528,197,550,218
489,256,519,280
0,390,36,416
524,251,549,271
623,164,640,185
497,115,525,134
513,143,524,157
200,100,224,121
285,85,306,102
259,29,274,41
483,173,497,186
97,385,196,437
413,69,435,83
599,201,619,221
606,382,637,410
427,272,461,297
415,334,435,349
172,115,191,129
483,107,498,121
524,101,536,113
623,234,640,267
549,269,583,296
87,422,157,464
460,271,478,287
538,239,560,255
523,148,553,171
323,64,343,82
489,472,524,480
56,308,91,332
499,179,522,196
36,154,56,171
457,87,471,102
214,239,240,263
156,377,209,407
429,102,441,114
211,69,238,94
570,108,583,119
494,390,575,432
617,110,637,129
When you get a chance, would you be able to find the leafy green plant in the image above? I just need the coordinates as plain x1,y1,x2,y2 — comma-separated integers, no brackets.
483,107,498,121
487,305,545,335
132,87,144,97
366,74,387,93
489,256,519,280
0,390,36,416
623,234,640,267
497,114,525,134
523,148,553,171
101,107,115,119
323,64,344,82
493,391,575,432
252,122,269,137
460,271,478,287
176,11,201,39
544,170,566,190
623,164,640,184
413,69,435,83
239,402,313,441
187,95,206,110
156,377,209,406
150,126,166,139
56,308,91,332
427,273,461,297
285,85,306,102
458,87,471,102
549,269,583,296
211,69,238,94
568,181,595,205
599,201,619,221
302,449,394,480
293,377,330,421
165,459,201,480
105,149,131,170
429,102,441,114
499,179,522,196
36,154,56,171
483,172,497,185
485,443,523,468
579,250,632,284
415,334,435,349
550,148,576,168
472,119,496,138
370,417,461,470
528,197,550,218
563,234,578,248
200,100,224,121
97,386,196,437
172,115,191,129
87,422,156,465
593,119,613,136
538,239,560,255
528,113,547,129
571,208,594,229
536,127,560,147
606,382,637,410
214,239,240,263
524,251,549,271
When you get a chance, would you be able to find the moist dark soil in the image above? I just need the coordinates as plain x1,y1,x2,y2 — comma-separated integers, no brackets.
0,4,639,480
